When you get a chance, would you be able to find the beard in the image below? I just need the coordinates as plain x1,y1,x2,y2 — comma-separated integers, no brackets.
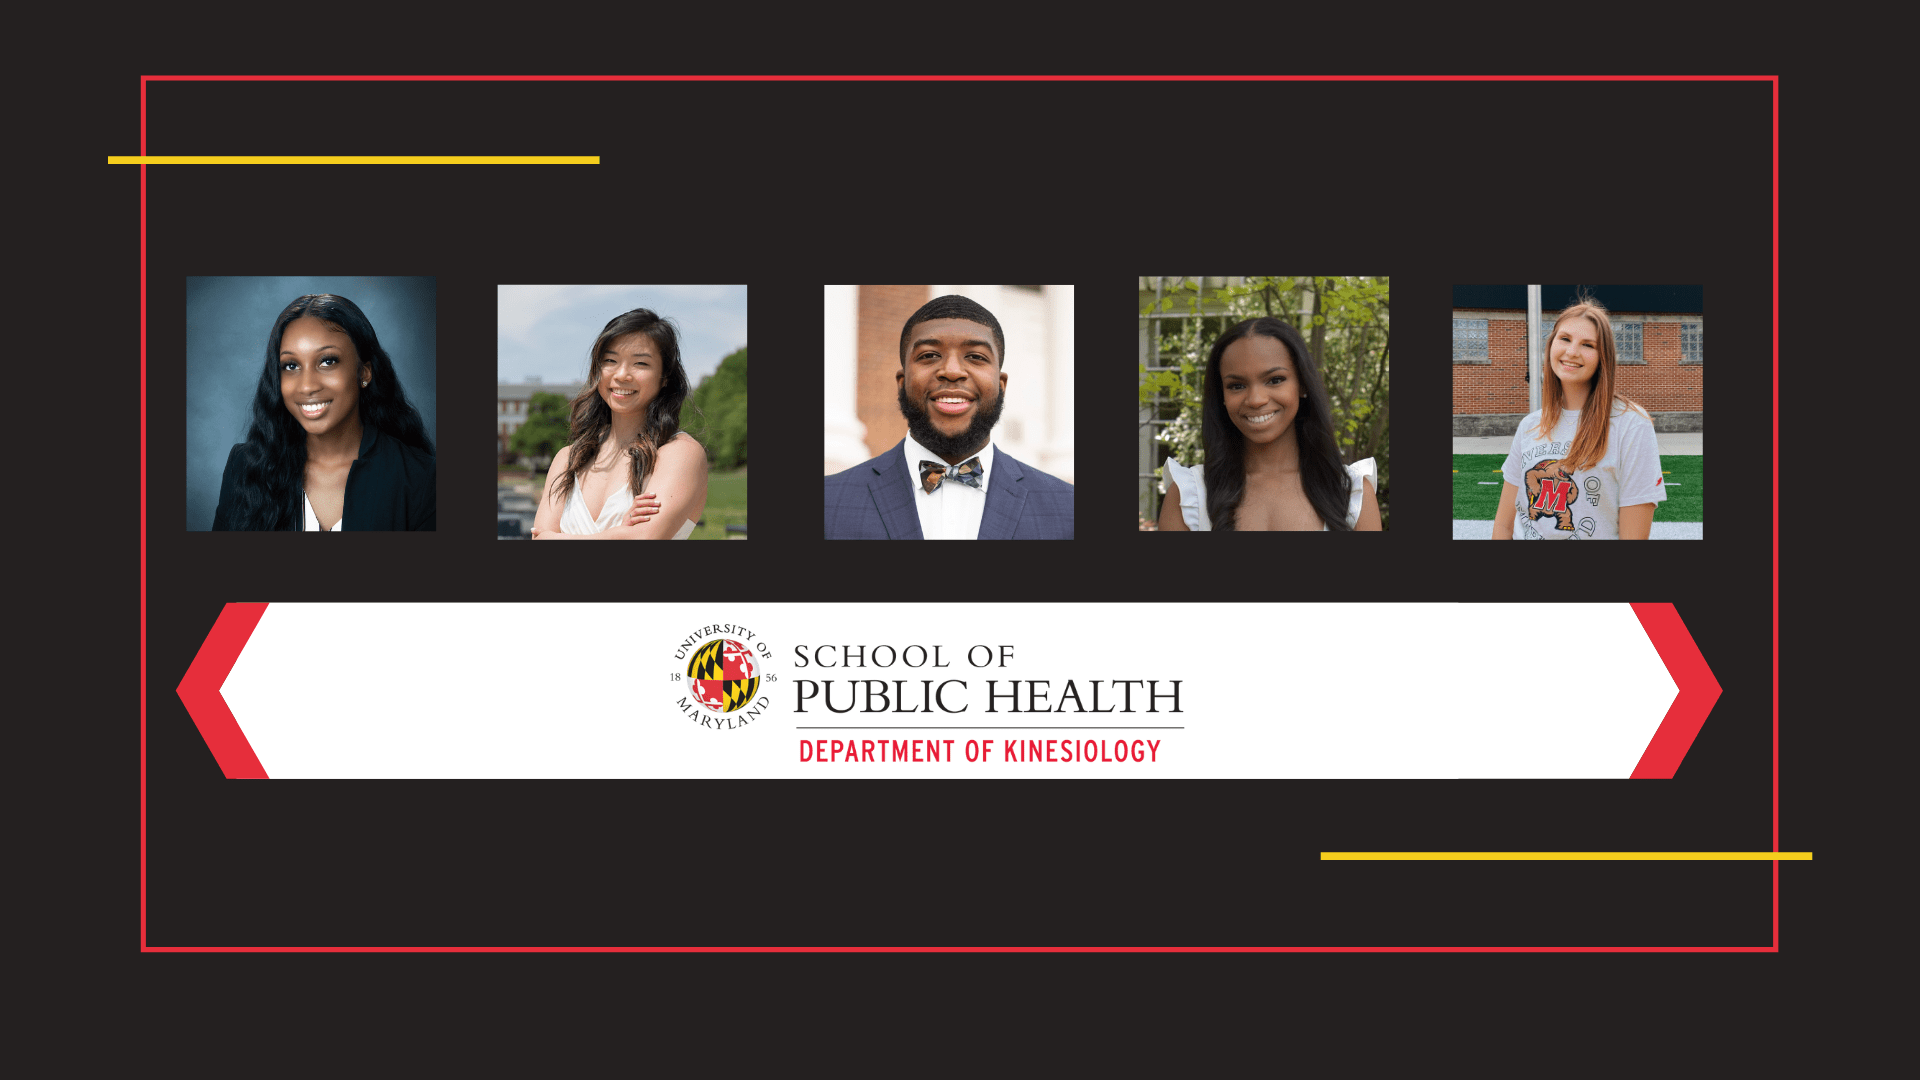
898,381,1005,463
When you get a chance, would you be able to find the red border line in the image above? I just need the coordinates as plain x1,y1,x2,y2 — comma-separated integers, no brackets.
139,73,1776,84
138,73,1784,952
138,945,1784,953
1771,73,1781,948
139,72,148,948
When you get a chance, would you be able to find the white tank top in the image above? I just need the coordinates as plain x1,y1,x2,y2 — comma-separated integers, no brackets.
559,476,696,538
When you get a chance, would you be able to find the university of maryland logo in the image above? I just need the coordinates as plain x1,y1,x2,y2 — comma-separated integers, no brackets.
1524,459,1577,533
686,638,761,714
671,623,775,730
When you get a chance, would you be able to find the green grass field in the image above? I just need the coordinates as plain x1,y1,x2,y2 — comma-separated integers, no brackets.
691,469,748,540
1452,454,1703,522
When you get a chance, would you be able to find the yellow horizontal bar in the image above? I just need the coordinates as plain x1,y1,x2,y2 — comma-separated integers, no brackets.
107,155,598,165
1321,852,1812,861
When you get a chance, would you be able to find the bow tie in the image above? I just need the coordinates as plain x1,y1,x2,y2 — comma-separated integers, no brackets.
920,457,985,494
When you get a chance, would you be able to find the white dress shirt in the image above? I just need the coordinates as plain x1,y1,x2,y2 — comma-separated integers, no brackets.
303,492,343,532
903,433,994,541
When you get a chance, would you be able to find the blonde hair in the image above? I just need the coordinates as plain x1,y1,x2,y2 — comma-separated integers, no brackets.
1535,297,1644,472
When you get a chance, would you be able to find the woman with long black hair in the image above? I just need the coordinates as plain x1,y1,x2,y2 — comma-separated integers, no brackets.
212,294,435,530
529,308,707,540
1157,316,1380,531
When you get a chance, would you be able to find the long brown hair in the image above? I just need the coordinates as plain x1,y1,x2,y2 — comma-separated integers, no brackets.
1535,298,1643,472
547,308,692,508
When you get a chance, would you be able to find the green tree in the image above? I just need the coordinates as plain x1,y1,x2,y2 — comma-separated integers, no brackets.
687,347,748,470
509,391,573,475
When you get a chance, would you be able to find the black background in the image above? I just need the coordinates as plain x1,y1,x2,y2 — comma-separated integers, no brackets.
134,78,1800,949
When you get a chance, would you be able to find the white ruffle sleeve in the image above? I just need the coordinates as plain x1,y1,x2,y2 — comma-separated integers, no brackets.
1162,458,1210,531
1342,457,1377,529
1167,456,1373,530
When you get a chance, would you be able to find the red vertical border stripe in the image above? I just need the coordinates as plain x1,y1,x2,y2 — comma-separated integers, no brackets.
175,602,272,779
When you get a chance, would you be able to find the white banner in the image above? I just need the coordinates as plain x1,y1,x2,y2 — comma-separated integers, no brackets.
210,603,1683,779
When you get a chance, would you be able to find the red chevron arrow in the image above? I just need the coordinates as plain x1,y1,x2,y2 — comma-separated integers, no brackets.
1629,602,1722,779
175,602,271,779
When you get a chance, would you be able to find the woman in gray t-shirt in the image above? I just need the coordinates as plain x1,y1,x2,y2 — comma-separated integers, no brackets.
1491,299,1666,540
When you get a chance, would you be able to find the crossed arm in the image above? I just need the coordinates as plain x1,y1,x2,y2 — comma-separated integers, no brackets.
530,436,710,539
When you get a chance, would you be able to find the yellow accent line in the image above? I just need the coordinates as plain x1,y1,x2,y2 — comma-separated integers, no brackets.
108,155,598,165
1321,852,1812,861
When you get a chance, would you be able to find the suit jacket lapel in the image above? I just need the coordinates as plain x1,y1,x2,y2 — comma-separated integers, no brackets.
976,452,1027,540
867,443,924,539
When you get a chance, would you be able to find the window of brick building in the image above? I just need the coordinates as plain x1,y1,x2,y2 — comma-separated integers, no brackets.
1452,318,1488,364
1681,321,1703,365
1613,320,1644,364
1541,315,1643,364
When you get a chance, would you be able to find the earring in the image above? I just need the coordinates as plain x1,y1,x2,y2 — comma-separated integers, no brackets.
362,379,370,388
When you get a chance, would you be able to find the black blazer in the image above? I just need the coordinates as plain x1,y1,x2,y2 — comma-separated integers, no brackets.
213,426,437,531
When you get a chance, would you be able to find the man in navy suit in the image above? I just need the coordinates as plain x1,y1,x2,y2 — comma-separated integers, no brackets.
825,294,1073,539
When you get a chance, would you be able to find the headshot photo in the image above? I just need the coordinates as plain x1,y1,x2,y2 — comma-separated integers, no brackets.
823,285,1074,540
496,285,748,540
1139,277,1388,532
186,277,437,531
1450,285,1703,540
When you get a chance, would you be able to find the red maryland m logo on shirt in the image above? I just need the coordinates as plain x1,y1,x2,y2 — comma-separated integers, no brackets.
1531,477,1574,512
1524,459,1578,532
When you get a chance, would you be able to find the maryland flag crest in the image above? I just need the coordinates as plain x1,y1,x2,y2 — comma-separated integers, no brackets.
687,638,761,713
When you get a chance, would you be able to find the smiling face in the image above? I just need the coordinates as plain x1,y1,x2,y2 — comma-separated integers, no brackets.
279,316,366,435
597,331,663,417
1548,314,1603,388
1218,332,1303,445
896,317,1008,462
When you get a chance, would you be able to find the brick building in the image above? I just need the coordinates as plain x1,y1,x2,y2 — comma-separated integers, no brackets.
1452,285,1702,435
823,285,1075,481
496,379,583,462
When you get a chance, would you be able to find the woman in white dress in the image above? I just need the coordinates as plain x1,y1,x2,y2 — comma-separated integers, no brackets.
530,308,708,540
1157,316,1380,532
